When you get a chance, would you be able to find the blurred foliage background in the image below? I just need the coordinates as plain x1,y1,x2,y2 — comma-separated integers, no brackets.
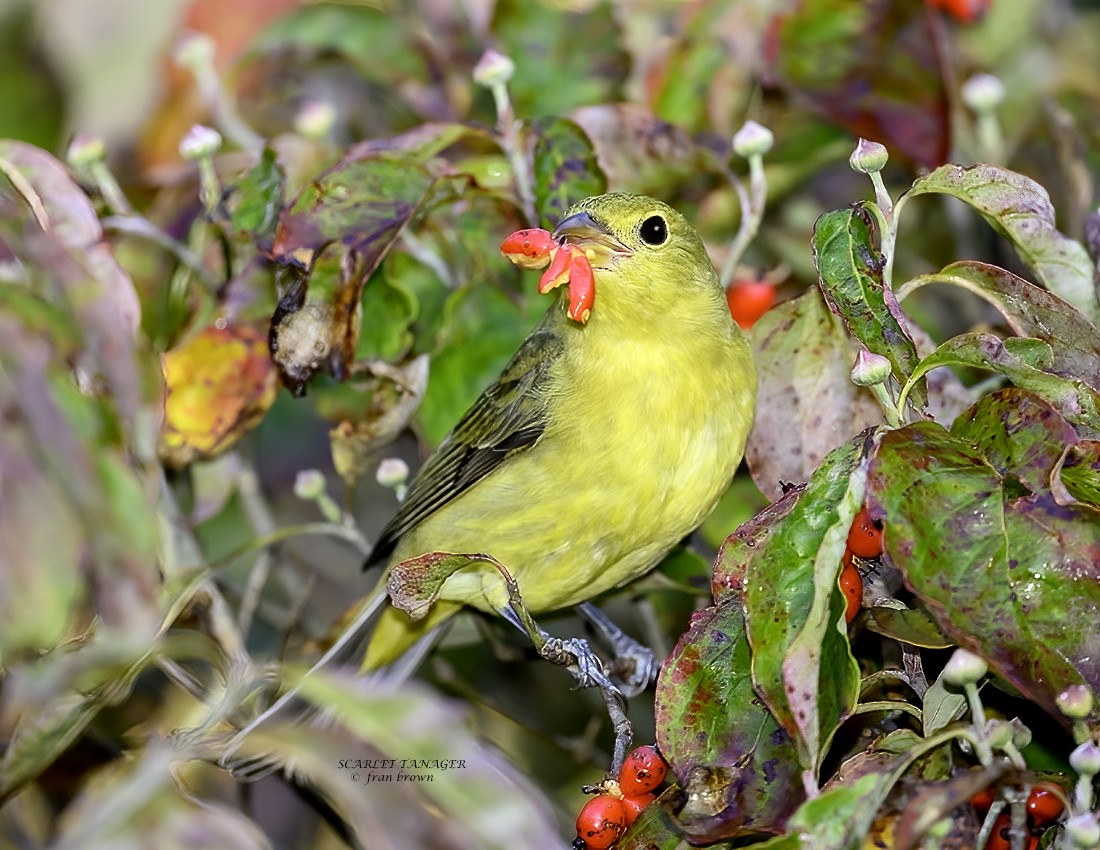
2,0,1100,848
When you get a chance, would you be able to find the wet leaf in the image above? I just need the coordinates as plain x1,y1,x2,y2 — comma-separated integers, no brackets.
897,261,1100,388
528,116,606,230
741,434,866,773
904,164,1100,324
655,602,803,843
712,482,806,600
765,0,950,167
746,288,883,501
867,394,1100,727
813,205,926,410
160,324,279,468
897,333,1100,435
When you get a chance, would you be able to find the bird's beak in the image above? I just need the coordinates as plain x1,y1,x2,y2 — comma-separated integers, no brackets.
551,211,630,268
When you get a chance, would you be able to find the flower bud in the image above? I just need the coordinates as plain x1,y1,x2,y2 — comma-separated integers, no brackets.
942,648,987,687
294,100,337,139
376,457,410,490
1058,685,1095,720
67,134,106,168
849,138,888,175
961,73,1005,113
473,49,515,89
1066,813,1100,848
732,120,774,158
1070,741,1100,777
1009,717,1032,749
850,349,892,387
174,32,216,72
294,469,327,501
179,124,222,161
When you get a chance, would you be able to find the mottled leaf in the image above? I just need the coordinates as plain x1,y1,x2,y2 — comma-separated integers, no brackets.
746,288,884,501
897,261,1100,388
529,116,606,230
712,482,806,600
742,434,866,773
897,333,1100,435
813,205,926,409
904,164,1100,323
765,0,950,167
655,602,802,843
160,324,278,467
867,395,1100,727
753,773,885,849
571,104,715,195
388,552,502,621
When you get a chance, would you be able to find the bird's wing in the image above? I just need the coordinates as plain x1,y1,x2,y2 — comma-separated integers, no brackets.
364,320,565,568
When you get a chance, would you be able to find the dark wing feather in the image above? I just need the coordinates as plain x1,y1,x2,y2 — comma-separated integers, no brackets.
363,323,565,569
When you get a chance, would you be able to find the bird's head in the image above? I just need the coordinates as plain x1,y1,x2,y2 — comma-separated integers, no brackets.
551,193,730,331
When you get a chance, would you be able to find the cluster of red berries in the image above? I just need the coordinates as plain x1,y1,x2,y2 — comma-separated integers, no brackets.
972,782,1065,849
573,745,669,849
840,505,884,624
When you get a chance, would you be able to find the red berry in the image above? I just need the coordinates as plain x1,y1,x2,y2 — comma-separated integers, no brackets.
575,795,626,850
971,786,996,818
985,812,1011,850
618,745,669,796
621,792,656,825
927,0,992,24
839,551,862,624
1025,782,1064,827
726,279,775,330
846,506,884,559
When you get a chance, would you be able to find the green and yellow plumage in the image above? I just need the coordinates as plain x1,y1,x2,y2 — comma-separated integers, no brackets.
361,193,757,669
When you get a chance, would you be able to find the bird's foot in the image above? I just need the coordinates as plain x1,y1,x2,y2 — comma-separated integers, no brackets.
577,602,658,698
538,635,633,774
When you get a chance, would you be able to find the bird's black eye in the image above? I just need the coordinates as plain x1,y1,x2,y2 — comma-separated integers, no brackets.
640,215,667,246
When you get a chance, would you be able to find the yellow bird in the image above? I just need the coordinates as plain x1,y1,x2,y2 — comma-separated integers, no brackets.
361,193,757,670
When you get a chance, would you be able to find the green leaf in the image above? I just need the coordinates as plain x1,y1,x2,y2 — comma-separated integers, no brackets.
491,0,628,118
655,601,803,843
754,773,884,850
867,395,1100,728
529,116,607,230
1054,441,1100,508
897,333,1100,434
864,606,954,650
922,671,968,736
747,288,884,501
742,433,866,774
812,205,927,409
897,261,1100,388
229,146,284,250
903,164,1100,323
